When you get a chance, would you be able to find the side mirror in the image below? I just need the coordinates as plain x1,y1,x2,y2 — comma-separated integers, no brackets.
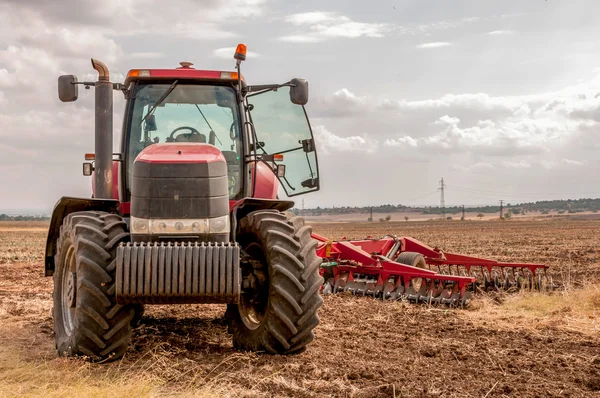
290,78,308,105
58,75,78,102
83,162,93,176
276,164,286,177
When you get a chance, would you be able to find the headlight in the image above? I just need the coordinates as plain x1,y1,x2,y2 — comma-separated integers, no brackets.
130,216,229,234
132,219,149,232
209,216,229,233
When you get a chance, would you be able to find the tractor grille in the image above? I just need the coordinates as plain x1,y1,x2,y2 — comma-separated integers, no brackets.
115,242,240,304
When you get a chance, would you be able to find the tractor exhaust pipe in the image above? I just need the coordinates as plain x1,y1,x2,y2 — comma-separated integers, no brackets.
91,59,113,199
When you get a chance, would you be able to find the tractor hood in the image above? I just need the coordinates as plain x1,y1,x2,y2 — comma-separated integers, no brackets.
130,142,229,227
135,143,225,165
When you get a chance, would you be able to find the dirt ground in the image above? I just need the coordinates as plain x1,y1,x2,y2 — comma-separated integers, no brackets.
301,210,600,223
0,219,599,397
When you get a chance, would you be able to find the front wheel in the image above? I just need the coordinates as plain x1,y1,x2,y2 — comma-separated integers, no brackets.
53,211,134,361
226,210,323,354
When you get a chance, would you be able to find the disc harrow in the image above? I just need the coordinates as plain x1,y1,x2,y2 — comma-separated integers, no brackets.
313,233,550,307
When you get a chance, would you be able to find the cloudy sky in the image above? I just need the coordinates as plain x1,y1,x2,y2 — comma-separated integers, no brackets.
1,0,599,212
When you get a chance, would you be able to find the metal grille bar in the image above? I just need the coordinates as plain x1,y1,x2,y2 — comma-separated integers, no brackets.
115,242,240,304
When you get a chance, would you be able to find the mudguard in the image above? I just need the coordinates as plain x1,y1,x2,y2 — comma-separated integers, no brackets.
44,196,120,276
230,198,295,239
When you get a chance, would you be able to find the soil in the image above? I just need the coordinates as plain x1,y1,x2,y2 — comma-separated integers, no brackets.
0,219,599,397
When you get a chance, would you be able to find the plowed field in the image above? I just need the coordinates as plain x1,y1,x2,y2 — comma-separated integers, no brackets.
1,219,599,397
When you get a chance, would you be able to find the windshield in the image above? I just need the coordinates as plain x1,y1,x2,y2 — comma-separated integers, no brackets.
125,83,242,199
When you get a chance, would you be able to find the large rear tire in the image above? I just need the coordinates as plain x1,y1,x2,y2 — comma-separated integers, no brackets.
53,211,134,362
226,210,323,354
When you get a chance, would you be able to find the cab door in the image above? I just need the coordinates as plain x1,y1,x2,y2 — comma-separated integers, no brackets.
246,86,319,197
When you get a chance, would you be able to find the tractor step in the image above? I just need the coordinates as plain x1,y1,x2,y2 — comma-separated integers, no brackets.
115,241,240,304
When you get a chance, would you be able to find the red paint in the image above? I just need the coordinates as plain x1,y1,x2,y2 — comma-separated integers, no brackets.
135,143,225,164
118,201,130,215
251,162,279,199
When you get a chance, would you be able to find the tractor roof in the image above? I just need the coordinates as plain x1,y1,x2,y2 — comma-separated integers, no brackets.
124,62,245,86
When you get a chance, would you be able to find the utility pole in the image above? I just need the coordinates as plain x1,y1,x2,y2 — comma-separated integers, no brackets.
461,205,465,221
438,178,446,220
370,207,373,222
499,200,504,220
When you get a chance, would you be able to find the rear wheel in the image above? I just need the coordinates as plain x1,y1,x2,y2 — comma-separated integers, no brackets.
226,210,323,354
53,211,134,362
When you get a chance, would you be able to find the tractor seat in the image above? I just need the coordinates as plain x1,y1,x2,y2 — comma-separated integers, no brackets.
221,151,239,164
175,133,206,143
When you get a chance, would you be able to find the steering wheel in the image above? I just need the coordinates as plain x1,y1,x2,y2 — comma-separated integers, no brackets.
168,126,203,142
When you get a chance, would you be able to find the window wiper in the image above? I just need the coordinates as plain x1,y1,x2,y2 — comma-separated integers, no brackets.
194,104,222,145
140,80,179,126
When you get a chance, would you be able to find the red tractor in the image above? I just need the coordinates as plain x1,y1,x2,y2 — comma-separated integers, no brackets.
46,44,322,361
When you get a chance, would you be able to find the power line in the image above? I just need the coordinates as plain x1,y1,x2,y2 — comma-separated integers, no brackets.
438,178,446,219
403,190,439,203
447,185,600,198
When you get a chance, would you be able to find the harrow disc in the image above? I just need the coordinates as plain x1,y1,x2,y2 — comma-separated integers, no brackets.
503,269,511,290
382,282,396,300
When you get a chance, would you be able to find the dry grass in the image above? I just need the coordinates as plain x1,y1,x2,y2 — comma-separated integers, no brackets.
0,225,46,265
0,330,238,398
0,348,159,398
465,284,600,336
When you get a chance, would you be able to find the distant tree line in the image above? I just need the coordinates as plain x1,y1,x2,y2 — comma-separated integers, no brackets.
0,214,50,221
291,198,600,216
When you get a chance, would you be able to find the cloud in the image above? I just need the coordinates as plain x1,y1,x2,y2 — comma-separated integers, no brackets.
502,160,531,169
487,30,514,35
452,162,495,172
385,136,418,148
416,42,452,49
213,47,260,59
286,11,338,25
310,70,600,173
0,0,270,42
128,52,163,59
280,11,390,42
312,125,378,154
279,35,323,43
561,158,584,166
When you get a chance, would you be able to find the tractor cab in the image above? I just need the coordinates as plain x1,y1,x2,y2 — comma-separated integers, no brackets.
118,54,319,209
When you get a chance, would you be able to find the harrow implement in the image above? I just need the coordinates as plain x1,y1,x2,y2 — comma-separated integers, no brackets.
313,233,550,306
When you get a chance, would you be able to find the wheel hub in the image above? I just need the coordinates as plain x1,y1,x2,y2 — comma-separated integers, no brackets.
239,244,269,331
61,246,77,337
66,272,76,308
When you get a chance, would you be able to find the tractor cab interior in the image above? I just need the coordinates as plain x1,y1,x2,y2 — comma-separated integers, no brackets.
124,82,243,199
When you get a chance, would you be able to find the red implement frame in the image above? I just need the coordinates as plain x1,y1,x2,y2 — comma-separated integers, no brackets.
312,233,549,305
